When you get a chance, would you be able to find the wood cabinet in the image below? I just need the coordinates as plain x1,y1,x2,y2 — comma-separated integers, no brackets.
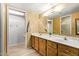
58,44,79,56
47,40,57,56
39,38,47,56
31,35,79,56
35,37,39,51
31,35,35,48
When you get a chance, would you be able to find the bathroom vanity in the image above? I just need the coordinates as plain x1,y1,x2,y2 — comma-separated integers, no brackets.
31,33,79,56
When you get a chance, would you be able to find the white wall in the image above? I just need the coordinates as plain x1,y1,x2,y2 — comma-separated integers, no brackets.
8,14,26,47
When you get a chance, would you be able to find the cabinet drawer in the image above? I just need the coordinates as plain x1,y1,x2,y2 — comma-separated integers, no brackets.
47,40,57,49
58,44,79,56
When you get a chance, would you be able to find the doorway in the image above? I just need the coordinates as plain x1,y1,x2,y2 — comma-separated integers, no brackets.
7,9,26,55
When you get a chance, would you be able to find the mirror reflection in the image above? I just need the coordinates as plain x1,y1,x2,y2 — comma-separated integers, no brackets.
46,3,79,36
61,16,71,35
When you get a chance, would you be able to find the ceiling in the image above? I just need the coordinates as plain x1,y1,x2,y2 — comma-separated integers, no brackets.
8,3,79,18
8,3,57,13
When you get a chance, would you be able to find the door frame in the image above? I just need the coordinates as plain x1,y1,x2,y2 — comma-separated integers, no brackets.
7,7,27,51
2,4,27,55
1,3,8,56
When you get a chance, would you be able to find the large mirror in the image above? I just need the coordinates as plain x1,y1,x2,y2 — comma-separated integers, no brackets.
46,3,79,36
75,18,79,35
61,15,71,36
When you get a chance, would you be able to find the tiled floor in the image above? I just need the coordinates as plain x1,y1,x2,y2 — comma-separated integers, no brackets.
7,44,40,56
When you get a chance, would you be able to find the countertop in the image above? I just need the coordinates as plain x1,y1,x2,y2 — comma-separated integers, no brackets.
32,32,79,49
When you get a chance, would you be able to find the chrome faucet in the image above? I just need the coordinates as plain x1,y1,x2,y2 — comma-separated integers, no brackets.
64,37,67,40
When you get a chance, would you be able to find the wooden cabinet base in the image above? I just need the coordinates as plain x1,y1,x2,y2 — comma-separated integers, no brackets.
31,35,79,56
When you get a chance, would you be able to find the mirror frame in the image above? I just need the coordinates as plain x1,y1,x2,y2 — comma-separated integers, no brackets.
75,18,79,35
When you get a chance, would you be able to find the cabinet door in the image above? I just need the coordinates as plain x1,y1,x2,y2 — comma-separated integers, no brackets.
35,37,39,51
47,40,57,56
39,38,47,56
58,44,79,56
31,36,35,48
47,46,57,56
